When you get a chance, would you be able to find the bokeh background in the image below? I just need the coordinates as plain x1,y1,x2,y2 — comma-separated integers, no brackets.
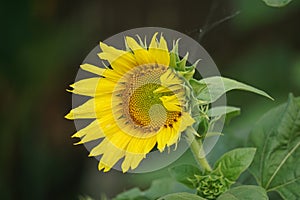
1,0,300,199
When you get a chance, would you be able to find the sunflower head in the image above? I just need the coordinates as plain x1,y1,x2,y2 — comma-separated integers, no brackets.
66,33,199,172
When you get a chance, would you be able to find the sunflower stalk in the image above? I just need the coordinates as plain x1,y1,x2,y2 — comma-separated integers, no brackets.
186,131,212,172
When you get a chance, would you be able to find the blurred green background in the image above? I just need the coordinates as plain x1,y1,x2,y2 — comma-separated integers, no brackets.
1,0,299,199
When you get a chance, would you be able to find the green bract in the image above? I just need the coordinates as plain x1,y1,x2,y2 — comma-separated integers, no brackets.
192,172,232,199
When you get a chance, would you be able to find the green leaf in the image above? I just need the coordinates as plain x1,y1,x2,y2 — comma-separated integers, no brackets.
262,0,292,7
114,178,192,200
249,94,300,199
169,164,201,188
217,185,269,200
207,106,240,118
207,106,240,124
214,148,256,182
196,76,273,103
158,192,207,200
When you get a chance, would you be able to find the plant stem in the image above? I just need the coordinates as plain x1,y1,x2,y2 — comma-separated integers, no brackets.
187,131,212,172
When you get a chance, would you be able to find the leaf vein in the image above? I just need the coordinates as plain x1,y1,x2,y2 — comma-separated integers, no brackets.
267,176,300,192
265,141,300,189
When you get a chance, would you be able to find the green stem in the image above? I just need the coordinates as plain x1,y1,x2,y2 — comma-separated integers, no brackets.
187,131,212,172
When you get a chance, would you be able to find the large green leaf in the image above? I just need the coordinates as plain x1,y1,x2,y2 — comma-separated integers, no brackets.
113,178,192,200
262,0,292,7
169,164,201,188
158,192,206,200
214,148,256,182
196,76,273,103
217,185,269,200
249,94,300,199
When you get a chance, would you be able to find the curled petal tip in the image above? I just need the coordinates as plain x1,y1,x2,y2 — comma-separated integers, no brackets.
64,112,74,120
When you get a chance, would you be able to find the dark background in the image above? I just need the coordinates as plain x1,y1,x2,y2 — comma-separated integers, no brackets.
1,0,300,199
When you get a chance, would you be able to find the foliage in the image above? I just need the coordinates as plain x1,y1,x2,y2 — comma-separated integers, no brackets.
114,178,193,200
113,62,276,199
249,94,300,199
114,91,300,199
217,185,268,200
173,148,256,199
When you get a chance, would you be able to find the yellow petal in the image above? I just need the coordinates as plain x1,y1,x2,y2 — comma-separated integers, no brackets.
97,139,125,171
65,98,97,120
72,120,102,138
104,128,132,149
126,136,157,154
153,86,170,93
179,112,195,132
149,34,170,66
153,85,184,95
156,127,172,152
102,69,123,81
67,78,100,97
159,35,169,52
96,78,117,94
149,32,159,49
96,116,134,150
98,42,134,64
156,112,195,151
80,64,106,76
126,36,144,51
121,152,145,172
167,123,180,146
126,36,153,65
74,122,105,145
89,138,109,157
98,42,137,74
98,162,111,172
160,95,182,112
160,68,183,87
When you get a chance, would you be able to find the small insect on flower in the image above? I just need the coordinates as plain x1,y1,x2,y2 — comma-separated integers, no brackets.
65,33,199,172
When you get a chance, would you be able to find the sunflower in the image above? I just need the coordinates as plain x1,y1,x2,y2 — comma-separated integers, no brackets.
65,33,197,172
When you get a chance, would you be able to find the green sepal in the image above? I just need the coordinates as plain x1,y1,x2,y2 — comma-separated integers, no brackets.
178,66,195,80
169,39,180,69
176,52,189,71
